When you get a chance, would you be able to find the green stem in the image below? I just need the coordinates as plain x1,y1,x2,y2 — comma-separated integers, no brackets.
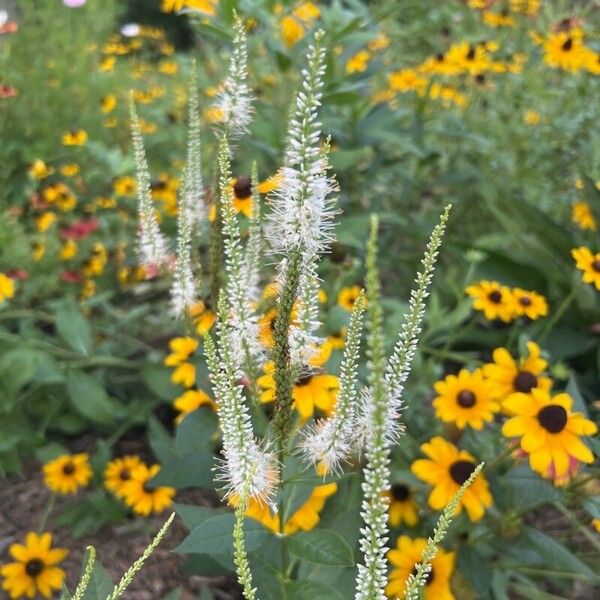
37,494,56,534
539,288,577,343
553,501,600,554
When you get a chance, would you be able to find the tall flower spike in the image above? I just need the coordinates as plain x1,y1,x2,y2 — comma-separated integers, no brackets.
355,216,390,600
267,32,337,273
301,290,366,473
244,162,263,300
204,296,277,502
130,97,169,268
214,15,254,138
218,137,264,373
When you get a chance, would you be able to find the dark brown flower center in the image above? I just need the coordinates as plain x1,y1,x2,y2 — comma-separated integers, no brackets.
391,483,410,501
411,566,435,585
513,370,537,393
592,260,600,273
63,462,75,475
449,460,476,485
456,390,476,408
233,176,252,199
25,558,45,578
436,53,445,62
488,290,502,303
119,469,131,481
296,373,313,386
466,46,476,60
519,296,532,306
475,74,486,85
537,404,568,433
562,38,573,51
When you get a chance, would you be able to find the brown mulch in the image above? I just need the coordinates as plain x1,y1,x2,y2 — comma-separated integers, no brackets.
0,457,240,599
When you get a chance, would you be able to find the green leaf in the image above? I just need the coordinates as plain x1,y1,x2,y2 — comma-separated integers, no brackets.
287,530,353,567
150,451,214,489
174,503,224,529
495,467,563,511
66,371,123,426
73,560,113,600
0,348,38,398
142,363,181,402
175,409,218,454
176,514,271,556
284,581,345,600
55,303,92,355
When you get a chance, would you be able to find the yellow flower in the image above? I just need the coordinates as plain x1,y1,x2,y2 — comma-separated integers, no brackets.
80,279,96,299
104,117,118,128
114,176,136,196
203,106,225,123
61,129,87,146
258,308,278,348
159,60,178,74
0,273,15,302
432,368,500,430
82,243,108,277
104,455,143,498
429,83,467,108
346,50,371,74
293,2,320,23
511,288,548,320
543,29,589,72
328,327,346,349
100,55,116,71
572,201,597,231
171,362,196,388
572,247,600,290
59,239,78,261
523,110,540,125
337,285,361,311
59,163,80,177
482,10,515,28
483,341,552,407
502,389,597,479
100,94,117,113
42,453,93,495
95,196,117,209
36,211,57,233
139,118,157,134
164,336,199,367
386,536,455,599
1,532,68,600
388,68,427,93
258,363,339,420
281,16,305,48
411,436,492,521
385,483,419,527
28,159,53,180
121,464,175,516
368,33,390,52
465,280,515,322
173,389,215,423
32,241,46,262
189,301,216,336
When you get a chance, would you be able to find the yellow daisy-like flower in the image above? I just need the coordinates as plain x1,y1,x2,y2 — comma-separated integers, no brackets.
121,464,175,516
27,159,54,180
113,176,137,197
432,368,500,430
59,163,80,177
572,201,597,231
1,532,68,599
523,110,540,125
0,273,16,303
293,1,320,23
346,50,371,74
483,341,552,407
104,455,143,498
388,68,428,93
511,288,548,320
171,362,196,388
543,29,588,72
502,389,597,479
36,211,57,233
465,280,515,322
100,94,117,114
188,301,216,336
385,483,419,527
386,536,455,600
164,336,199,367
328,327,346,350
572,247,600,290
411,437,492,522
258,363,339,421
280,16,305,48
42,453,93,495
59,239,78,261
482,10,515,28
32,242,46,262
61,129,87,146
173,389,215,423
337,285,362,311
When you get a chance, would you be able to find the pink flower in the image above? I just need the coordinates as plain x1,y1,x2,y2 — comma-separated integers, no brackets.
60,218,99,240
61,271,83,284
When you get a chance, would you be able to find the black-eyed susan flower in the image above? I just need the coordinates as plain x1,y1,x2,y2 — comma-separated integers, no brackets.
483,341,552,406
36,212,57,233
188,301,216,336
113,176,136,197
388,68,428,93
337,285,362,311
346,50,371,74
42,453,93,494
104,455,143,498
328,327,346,350
572,202,597,231
543,29,589,72
59,239,78,261
482,10,515,28
258,363,339,421
171,362,196,388
100,94,117,113
280,15,305,48
0,273,15,303
59,163,80,177
27,159,53,180
0,532,68,599
173,389,215,423
572,247,600,290
511,288,548,320
432,368,499,430
61,129,87,146
386,536,455,600
465,280,515,322
164,336,198,367
502,389,597,479
32,241,46,262
385,483,419,527
258,308,278,348
523,110,541,125
411,436,492,521
121,463,175,516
